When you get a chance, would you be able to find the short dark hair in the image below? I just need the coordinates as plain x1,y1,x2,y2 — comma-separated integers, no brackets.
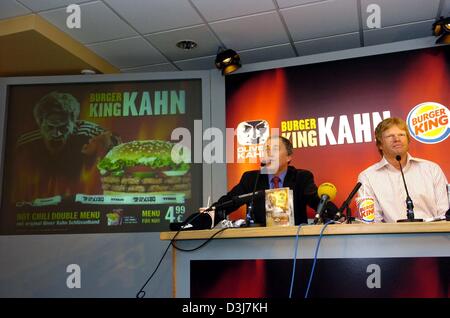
279,136,293,156
267,135,293,156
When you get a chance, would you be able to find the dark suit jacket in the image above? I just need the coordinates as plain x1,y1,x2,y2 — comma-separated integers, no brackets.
217,165,335,225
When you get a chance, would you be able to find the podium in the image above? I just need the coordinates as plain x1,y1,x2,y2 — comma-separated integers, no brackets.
160,222,450,298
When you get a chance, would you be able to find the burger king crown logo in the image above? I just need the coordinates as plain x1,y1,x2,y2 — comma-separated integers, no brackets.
406,102,450,144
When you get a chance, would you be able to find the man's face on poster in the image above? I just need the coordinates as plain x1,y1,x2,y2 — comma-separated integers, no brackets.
237,120,269,145
39,112,75,153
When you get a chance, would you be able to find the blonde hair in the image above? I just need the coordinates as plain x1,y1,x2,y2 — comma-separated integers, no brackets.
374,117,410,156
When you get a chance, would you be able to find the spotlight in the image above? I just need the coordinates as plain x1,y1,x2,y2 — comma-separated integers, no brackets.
215,47,241,75
432,16,450,44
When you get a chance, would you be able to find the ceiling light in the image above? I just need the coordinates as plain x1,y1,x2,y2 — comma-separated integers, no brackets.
176,40,198,50
215,47,241,76
432,16,450,44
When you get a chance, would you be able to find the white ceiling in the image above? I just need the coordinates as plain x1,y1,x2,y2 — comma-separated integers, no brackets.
0,0,448,73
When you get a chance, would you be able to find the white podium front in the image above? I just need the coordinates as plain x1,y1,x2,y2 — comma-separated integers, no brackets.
161,222,450,298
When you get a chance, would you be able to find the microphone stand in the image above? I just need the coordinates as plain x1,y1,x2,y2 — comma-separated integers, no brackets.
246,166,263,227
335,182,362,224
313,195,329,225
208,164,267,228
395,155,423,222
345,205,353,224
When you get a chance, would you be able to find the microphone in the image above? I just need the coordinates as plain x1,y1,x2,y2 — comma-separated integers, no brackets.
213,190,266,211
169,210,213,231
395,155,423,222
313,183,337,224
176,188,267,231
335,182,362,221
181,212,213,230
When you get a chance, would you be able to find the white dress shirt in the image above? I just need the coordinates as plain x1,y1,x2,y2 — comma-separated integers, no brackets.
357,153,449,223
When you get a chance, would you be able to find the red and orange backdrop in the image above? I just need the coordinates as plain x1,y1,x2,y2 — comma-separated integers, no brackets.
226,46,450,219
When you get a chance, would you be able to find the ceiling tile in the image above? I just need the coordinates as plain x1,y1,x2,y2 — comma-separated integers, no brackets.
103,0,203,34
276,0,324,9
191,0,275,22
364,20,434,46
294,32,360,56
39,1,137,44
361,0,440,30
17,0,92,12
281,0,359,41
210,11,289,51
239,43,295,64
121,63,178,73
0,0,31,19
86,36,167,68
5,0,445,77
174,55,216,71
145,25,221,61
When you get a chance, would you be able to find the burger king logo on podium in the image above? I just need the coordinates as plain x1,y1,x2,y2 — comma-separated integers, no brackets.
407,102,450,144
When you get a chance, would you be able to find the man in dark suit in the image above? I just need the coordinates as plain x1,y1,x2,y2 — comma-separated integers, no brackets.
216,136,336,225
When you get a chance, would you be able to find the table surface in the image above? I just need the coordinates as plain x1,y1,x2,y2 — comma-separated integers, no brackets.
160,221,450,240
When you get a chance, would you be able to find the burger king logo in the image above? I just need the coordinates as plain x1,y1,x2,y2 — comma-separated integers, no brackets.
407,102,450,144
359,200,375,223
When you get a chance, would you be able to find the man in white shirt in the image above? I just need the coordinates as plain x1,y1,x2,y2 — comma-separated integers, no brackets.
357,117,449,223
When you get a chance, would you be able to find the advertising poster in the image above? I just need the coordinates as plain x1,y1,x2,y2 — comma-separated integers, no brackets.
1,79,202,234
226,46,450,219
